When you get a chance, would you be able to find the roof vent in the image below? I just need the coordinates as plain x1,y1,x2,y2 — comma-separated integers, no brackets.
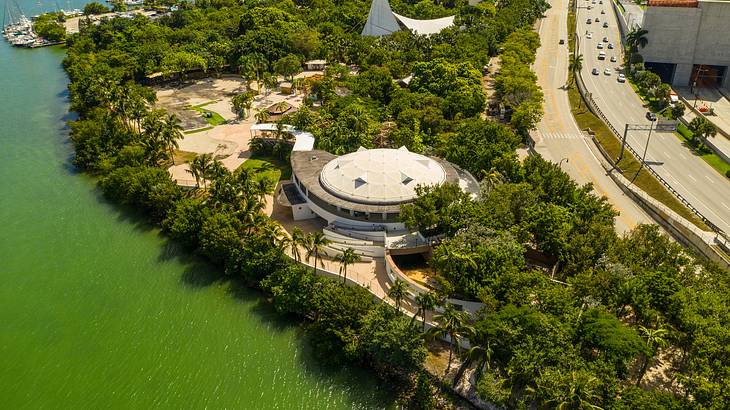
354,174,368,189
310,155,318,161
401,172,413,184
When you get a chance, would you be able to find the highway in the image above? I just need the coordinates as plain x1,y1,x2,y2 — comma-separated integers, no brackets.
533,0,653,234
575,0,730,233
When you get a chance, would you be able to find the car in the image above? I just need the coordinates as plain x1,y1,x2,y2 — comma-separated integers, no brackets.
592,0,596,3
598,51,606,59
646,112,657,121
587,18,592,24
601,9,605,14
595,17,600,22
586,32,593,39
603,22,609,28
599,0,603,3
617,74,626,82
592,68,600,75
610,55,617,62
597,43,604,49
604,68,612,75
603,36,608,42
588,4,592,9
559,39,565,44
608,43,614,49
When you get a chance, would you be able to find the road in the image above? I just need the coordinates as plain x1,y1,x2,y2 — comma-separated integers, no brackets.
533,0,652,233
576,0,730,233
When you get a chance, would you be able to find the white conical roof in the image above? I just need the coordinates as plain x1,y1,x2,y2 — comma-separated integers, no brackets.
362,0,401,37
319,147,447,205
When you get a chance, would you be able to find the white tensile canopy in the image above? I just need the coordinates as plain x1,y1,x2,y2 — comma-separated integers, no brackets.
362,0,454,37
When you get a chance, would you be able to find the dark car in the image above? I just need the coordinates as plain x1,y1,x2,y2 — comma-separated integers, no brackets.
646,112,657,121
595,17,600,22
559,39,565,44
592,68,600,75
603,22,609,28
587,18,592,24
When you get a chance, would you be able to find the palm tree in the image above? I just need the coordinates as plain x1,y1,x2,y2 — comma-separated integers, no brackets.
162,113,183,165
410,290,440,330
255,109,271,124
387,278,409,313
636,325,669,386
304,231,331,275
188,153,214,189
290,227,306,262
334,248,361,284
479,168,504,193
626,27,649,53
453,342,493,388
428,304,472,379
568,54,584,86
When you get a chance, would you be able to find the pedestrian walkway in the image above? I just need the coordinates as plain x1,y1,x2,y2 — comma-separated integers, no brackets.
538,131,586,141
676,87,730,162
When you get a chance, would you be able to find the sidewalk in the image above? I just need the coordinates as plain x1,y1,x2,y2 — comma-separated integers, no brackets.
677,87,730,163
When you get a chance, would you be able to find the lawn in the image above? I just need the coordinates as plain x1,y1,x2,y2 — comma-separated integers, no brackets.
238,154,292,187
674,123,730,177
189,102,226,126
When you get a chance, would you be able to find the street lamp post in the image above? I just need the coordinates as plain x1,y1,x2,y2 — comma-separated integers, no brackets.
640,117,657,165
559,157,569,167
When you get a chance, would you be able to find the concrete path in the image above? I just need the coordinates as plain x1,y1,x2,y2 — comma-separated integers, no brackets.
534,0,653,234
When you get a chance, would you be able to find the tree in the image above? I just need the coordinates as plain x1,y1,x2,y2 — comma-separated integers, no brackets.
254,109,270,124
304,231,331,274
428,304,472,379
568,54,584,86
626,28,649,53
534,369,604,410
231,91,254,119
273,54,302,81
411,290,440,330
387,278,409,313
188,153,215,189
289,227,306,262
83,2,108,15
688,116,717,149
636,325,668,386
334,248,360,284
161,114,183,165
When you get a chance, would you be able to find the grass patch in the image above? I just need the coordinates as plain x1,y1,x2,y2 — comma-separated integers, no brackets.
674,124,730,177
173,150,198,164
189,104,226,126
184,126,214,134
238,154,292,187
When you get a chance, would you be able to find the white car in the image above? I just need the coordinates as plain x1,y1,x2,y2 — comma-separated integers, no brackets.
597,43,604,49
604,68,612,75
610,55,617,62
586,32,593,39
617,74,626,82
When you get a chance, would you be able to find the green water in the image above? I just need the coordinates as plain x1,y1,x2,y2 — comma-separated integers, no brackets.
0,6,389,409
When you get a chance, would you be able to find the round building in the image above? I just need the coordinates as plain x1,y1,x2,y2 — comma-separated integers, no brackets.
282,147,478,231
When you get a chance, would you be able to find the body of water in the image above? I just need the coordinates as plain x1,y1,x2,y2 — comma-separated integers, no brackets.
0,3,389,408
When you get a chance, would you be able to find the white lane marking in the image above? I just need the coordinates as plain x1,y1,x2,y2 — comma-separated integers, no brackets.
679,153,687,160
723,202,730,211
705,175,715,183
663,151,671,159
687,174,697,182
